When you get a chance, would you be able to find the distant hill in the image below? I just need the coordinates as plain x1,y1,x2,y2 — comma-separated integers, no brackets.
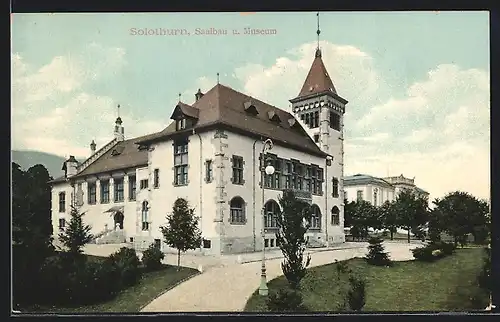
12,150,68,179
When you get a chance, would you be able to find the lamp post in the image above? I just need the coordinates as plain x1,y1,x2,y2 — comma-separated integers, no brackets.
259,138,275,296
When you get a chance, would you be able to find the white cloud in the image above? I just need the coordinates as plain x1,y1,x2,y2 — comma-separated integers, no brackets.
11,44,161,159
234,41,385,110
229,41,490,200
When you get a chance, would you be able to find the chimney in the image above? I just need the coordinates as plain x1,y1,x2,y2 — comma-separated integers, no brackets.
195,88,204,102
62,155,79,178
90,140,96,156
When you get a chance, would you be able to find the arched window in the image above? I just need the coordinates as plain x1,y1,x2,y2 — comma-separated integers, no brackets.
331,206,340,226
142,201,149,231
310,204,322,230
264,200,280,229
230,197,246,224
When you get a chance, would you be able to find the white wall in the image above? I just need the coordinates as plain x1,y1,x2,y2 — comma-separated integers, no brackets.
344,183,395,206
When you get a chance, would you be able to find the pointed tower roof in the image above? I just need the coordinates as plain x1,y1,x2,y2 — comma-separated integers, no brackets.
297,48,337,98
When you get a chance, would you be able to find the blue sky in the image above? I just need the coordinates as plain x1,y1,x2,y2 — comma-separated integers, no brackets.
11,11,490,200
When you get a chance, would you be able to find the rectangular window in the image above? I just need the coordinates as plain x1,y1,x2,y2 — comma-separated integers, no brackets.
313,111,319,128
330,111,341,131
176,118,186,131
344,190,347,200
58,192,66,212
357,190,363,201
264,239,269,248
153,169,160,188
114,178,124,202
205,160,213,183
270,239,275,247
101,180,110,203
154,239,161,249
174,139,189,185
317,169,324,195
88,182,97,204
332,177,339,198
142,222,149,231
373,188,378,206
58,218,66,231
203,239,211,249
232,155,244,185
140,179,149,189
129,176,136,201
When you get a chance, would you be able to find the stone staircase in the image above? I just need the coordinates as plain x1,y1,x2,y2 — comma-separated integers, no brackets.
95,229,127,245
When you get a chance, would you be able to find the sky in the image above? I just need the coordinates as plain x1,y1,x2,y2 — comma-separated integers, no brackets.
11,11,490,201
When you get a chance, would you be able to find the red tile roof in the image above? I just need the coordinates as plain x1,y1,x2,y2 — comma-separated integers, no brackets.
296,48,337,98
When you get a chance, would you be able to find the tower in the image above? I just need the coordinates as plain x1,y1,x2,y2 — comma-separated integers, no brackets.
290,12,349,243
114,104,125,141
90,139,96,155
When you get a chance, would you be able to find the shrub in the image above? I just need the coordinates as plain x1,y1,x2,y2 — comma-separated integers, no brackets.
411,241,455,262
347,275,366,311
365,237,392,266
266,287,308,312
108,247,142,287
142,243,165,272
478,246,491,292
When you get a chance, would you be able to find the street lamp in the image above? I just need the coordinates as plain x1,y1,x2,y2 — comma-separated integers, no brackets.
259,138,274,296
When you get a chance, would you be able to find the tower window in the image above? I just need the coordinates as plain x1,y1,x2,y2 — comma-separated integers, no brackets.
330,111,341,131
314,134,319,143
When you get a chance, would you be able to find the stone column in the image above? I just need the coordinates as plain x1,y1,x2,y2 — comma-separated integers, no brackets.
124,175,129,201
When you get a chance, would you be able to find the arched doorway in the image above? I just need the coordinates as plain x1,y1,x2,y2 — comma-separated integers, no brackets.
114,211,124,230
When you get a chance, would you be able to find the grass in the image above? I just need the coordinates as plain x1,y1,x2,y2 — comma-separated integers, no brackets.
23,263,199,313
245,248,489,312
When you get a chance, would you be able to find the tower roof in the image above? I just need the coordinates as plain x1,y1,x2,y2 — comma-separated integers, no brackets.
296,49,337,98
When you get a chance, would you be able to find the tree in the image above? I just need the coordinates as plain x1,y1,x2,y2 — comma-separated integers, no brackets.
349,201,377,241
393,189,429,243
365,237,392,266
267,288,308,312
344,199,356,228
12,162,55,306
58,204,93,261
275,190,312,290
160,198,202,270
432,191,489,247
379,201,397,240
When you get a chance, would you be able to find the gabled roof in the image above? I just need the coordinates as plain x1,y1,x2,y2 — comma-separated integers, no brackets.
170,102,199,119
296,48,337,98
49,135,152,184
137,83,327,157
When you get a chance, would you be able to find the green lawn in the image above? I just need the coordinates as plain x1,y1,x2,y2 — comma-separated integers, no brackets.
24,264,199,313
245,248,488,312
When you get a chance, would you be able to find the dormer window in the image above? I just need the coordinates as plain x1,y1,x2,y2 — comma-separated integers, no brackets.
268,110,281,123
244,101,258,116
176,118,186,131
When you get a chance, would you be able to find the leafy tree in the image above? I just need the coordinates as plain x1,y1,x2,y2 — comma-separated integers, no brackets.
379,201,397,240
349,201,377,241
365,237,392,266
12,162,55,306
393,189,429,243
432,192,489,247
58,204,93,261
160,198,202,270
344,199,356,227
275,190,312,290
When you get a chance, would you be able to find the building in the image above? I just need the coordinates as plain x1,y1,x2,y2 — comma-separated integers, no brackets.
343,173,429,206
49,45,348,255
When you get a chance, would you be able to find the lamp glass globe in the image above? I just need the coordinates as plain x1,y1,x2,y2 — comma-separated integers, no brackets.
265,165,275,175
